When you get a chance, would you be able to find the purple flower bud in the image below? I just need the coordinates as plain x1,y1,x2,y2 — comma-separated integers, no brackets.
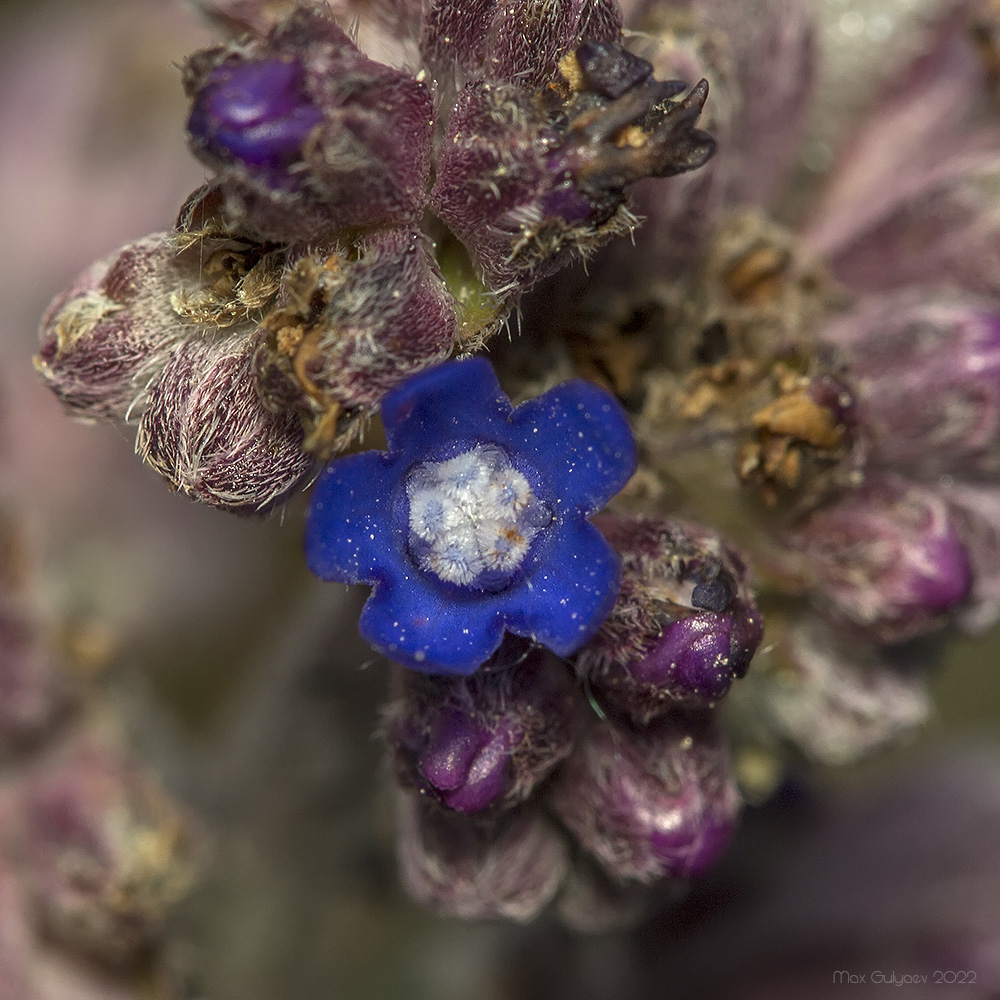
421,0,622,89
184,8,434,243
188,58,324,170
11,742,197,965
755,615,930,766
575,514,762,720
821,291,1000,478
35,240,182,424
396,791,567,921
548,713,740,883
255,228,457,456
386,638,577,813
36,220,285,434
431,46,715,292
787,476,973,643
135,333,313,512
0,596,70,759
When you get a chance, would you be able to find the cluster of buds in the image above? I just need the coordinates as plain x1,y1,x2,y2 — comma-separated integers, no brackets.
34,0,1000,931
37,1,715,502
0,512,198,995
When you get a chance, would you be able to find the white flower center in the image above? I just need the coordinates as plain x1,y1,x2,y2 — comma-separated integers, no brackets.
405,444,552,589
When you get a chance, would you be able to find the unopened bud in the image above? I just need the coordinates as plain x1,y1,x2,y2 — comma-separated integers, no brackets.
256,228,457,456
576,514,762,720
12,743,197,965
386,639,577,813
757,615,930,766
136,333,313,512
548,713,740,883
823,291,1000,478
787,476,972,643
184,7,433,243
396,791,566,921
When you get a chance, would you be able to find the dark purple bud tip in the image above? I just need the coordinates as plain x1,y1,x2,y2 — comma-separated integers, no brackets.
386,640,577,813
575,41,656,100
548,714,740,883
575,514,763,720
557,75,716,201
188,59,323,171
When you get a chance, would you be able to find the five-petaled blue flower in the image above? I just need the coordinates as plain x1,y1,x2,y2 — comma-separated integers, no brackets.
305,358,637,674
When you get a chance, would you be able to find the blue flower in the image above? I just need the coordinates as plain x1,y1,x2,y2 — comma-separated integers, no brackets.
305,358,637,673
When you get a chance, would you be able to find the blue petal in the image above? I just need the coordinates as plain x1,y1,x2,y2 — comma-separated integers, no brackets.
509,380,636,513
500,519,620,656
380,358,513,458
305,452,399,584
359,577,506,675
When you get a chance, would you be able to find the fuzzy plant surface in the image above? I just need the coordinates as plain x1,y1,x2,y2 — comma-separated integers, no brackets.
28,0,1000,962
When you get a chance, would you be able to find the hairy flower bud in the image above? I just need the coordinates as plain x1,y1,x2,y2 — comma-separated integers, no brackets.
255,228,458,456
753,615,931,766
11,743,197,965
822,291,1000,478
35,240,185,424
184,7,434,243
396,792,566,921
431,41,715,292
386,638,577,813
575,514,762,720
135,333,313,512
421,0,622,89
0,597,70,759
787,476,973,643
36,211,284,430
549,713,739,883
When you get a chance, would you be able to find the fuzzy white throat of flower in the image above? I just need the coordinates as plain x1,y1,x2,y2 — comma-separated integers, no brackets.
405,444,552,589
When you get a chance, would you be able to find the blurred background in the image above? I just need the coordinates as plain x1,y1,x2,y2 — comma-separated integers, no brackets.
2,0,1000,997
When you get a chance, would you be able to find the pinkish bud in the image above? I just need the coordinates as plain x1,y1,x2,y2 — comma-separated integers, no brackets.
135,333,313,512
35,240,181,424
36,216,285,433
575,514,762,720
11,743,198,965
396,792,567,921
755,615,930,766
822,291,1000,479
549,712,740,883
421,0,622,89
787,476,973,643
386,639,577,813
255,228,457,455
0,597,70,759
184,7,434,243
